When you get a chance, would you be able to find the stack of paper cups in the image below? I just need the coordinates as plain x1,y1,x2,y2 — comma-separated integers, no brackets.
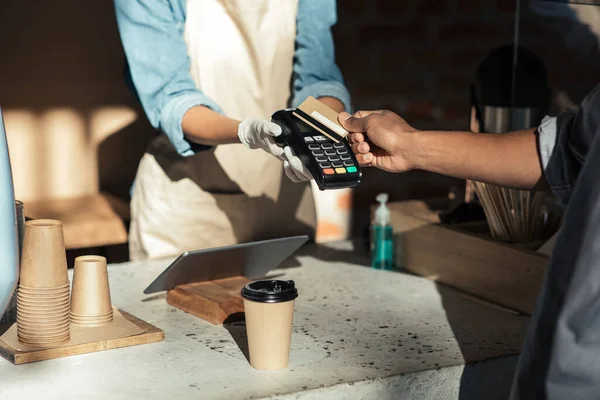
70,256,113,327
17,220,70,346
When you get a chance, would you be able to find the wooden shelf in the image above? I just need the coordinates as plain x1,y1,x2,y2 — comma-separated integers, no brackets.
24,193,129,250
386,200,550,315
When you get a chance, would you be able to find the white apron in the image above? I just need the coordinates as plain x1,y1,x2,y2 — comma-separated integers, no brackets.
129,0,317,261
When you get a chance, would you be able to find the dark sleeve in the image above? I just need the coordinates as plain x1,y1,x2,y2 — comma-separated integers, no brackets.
538,84,600,205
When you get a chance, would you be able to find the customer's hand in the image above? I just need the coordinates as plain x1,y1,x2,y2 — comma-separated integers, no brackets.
339,110,418,173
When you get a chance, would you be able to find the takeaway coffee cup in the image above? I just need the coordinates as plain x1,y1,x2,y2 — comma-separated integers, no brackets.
241,280,298,371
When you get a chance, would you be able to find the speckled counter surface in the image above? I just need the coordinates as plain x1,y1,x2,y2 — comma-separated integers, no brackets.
0,241,530,400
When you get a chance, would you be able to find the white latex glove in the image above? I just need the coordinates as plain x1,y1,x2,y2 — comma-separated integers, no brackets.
237,118,285,159
283,146,313,182
238,118,313,183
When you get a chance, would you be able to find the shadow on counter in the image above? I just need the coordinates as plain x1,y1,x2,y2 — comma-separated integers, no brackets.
436,283,526,400
223,312,250,364
385,198,529,399
279,238,371,270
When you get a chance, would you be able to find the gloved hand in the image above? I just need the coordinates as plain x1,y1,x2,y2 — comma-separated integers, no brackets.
283,146,313,182
237,118,285,159
238,118,313,182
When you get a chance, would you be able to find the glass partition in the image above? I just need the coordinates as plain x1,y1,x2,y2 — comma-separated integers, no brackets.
517,0,600,115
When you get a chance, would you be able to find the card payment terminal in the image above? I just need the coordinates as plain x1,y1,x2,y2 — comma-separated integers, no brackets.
271,109,362,190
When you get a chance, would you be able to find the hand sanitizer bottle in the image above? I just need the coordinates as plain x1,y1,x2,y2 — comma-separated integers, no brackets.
371,193,394,270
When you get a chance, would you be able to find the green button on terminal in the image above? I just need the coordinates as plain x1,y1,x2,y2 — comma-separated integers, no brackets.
346,166,357,173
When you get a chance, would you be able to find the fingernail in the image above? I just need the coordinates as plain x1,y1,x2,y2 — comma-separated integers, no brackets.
365,153,373,162
339,112,351,121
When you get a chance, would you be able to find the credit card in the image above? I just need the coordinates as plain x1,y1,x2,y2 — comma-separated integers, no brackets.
294,96,348,143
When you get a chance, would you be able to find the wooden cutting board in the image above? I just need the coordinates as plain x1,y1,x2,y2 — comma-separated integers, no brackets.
167,276,250,325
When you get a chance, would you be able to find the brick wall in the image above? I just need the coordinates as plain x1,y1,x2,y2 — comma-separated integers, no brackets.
334,0,600,234
334,0,599,128
334,0,515,131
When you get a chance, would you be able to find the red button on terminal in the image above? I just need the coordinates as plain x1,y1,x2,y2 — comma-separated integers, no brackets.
323,168,335,175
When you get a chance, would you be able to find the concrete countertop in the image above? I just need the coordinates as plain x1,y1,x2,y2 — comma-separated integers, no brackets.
0,241,529,400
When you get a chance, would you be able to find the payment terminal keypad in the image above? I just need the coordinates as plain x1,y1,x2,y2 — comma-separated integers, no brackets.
303,135,358,176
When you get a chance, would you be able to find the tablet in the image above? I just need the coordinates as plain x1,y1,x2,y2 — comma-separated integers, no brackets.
143,235,309,294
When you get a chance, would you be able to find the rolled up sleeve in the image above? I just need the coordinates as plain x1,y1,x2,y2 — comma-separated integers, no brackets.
291,0,351,112
537,84,600,205
537,116,558,173
114,0,223,157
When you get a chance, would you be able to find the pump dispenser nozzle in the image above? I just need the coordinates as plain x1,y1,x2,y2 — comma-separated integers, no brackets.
375,193,390,226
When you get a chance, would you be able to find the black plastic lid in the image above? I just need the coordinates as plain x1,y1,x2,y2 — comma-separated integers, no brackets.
241,280,298,303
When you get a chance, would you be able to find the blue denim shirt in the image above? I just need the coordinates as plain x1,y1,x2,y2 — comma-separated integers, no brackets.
114,0,351,157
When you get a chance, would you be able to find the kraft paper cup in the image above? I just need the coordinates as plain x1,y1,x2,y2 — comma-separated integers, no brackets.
17,291,69,300
17,310,70,326
18,292,69,299
70,256,113,325
18,332,70,343
17,293,70,306
70,320,111,328
19,283,70,294
17,307,71,318
70,308,113,327
241,280,298,371
17,291,69,299
70,318,112,325
17,321,69,332
70,309,113,317
17,297,70,308
17,324,69,338
71,315,113,325
18,334,70,346
17,280,71,344
17,309,71,320
17,324,69,334
20,283,69,289
19,331,69,341
17,314,69,325
19,220,68,288
70,312,113,321
17,306,70,316
17,320,69,335
17,317,69,328
17,294,70,308
17,318,70,328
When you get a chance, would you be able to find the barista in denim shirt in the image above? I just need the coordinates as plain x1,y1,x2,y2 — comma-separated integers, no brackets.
114,0,351,261
343,85,600,399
